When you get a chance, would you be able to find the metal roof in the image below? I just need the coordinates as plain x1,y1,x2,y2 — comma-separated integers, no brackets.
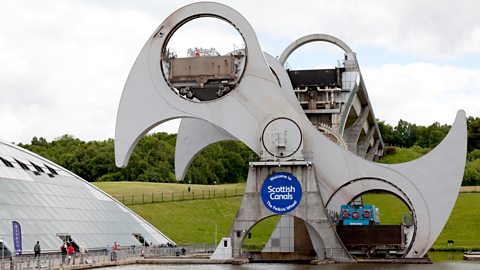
0,139,173,254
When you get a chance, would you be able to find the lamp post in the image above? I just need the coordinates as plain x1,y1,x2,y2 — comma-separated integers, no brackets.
214,224,217,246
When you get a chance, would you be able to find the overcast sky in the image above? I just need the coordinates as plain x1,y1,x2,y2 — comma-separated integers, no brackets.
1,0,479,144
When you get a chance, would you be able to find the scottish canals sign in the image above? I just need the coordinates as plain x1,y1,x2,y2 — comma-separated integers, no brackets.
261,172,302,214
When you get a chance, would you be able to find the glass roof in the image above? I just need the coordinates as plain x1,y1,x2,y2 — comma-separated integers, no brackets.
0,140,173,253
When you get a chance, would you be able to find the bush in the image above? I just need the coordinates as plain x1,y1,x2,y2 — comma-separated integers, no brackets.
463,159,480,186
385,146,397,155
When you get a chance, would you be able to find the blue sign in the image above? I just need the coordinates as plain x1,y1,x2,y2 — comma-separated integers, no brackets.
261,172,302,214
12,221,22,255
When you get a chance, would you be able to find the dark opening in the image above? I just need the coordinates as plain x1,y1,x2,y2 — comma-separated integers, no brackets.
0,157,14,168
45,164,58,175
132,233,149,247
30,162,44,173
14,159,29,170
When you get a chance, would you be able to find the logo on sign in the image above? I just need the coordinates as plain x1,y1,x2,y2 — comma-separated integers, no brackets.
261,172,302,214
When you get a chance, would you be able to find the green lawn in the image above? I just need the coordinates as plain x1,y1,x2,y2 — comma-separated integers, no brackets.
95,182,480,249
362,193,410,224
363,192,480,249
377,146,427,164
433,193,480,249
129,197,242,244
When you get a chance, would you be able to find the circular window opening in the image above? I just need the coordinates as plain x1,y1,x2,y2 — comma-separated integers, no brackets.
161,17,246,102
335,191,415,258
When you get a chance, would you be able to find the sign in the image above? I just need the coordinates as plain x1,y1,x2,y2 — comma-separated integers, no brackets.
12,221,22,255
261,172,302,214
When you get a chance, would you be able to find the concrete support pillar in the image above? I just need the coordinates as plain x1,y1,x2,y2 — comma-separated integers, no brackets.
365,139,381,161
344,106,370,152
229,163,352,262
357,126,375,157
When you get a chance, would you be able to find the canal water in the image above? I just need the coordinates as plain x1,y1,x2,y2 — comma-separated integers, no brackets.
106,262,479,270
104,252,479,270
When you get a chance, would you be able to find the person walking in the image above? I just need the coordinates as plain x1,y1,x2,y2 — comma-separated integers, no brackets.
60,242,67,265
34,241,41,268
79,242,88,264
67,243,75,265
112,241,118,261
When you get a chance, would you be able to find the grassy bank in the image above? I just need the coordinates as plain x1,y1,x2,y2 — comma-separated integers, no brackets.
94,182,480,250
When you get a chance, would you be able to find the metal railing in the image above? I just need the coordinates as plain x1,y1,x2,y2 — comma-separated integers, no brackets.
144,244,216,258
0,246,142,270
113,187,244,206
0,244,217,269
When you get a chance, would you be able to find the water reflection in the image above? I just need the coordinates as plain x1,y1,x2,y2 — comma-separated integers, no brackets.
428,251,465,262
107,262,479,270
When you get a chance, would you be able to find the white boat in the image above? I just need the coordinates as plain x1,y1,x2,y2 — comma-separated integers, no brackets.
463,251,480,261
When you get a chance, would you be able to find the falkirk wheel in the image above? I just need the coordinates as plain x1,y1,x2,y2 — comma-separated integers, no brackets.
114,2,467,262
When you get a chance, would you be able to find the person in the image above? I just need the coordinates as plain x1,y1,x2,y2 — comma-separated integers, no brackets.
79,242,88,264
34,241,41,268
60,242,67,265
34,241,41,258
112,241,118,261
67,243,75,265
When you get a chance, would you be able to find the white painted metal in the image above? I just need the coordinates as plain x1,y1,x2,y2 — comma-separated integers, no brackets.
174,53,305,180
261,117,303,159
115,2,467,259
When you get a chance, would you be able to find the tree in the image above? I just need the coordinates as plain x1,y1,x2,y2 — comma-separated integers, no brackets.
468,117,480,152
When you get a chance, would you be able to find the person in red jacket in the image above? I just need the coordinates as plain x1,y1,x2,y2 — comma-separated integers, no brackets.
67,243,75,265
112,241,118,261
